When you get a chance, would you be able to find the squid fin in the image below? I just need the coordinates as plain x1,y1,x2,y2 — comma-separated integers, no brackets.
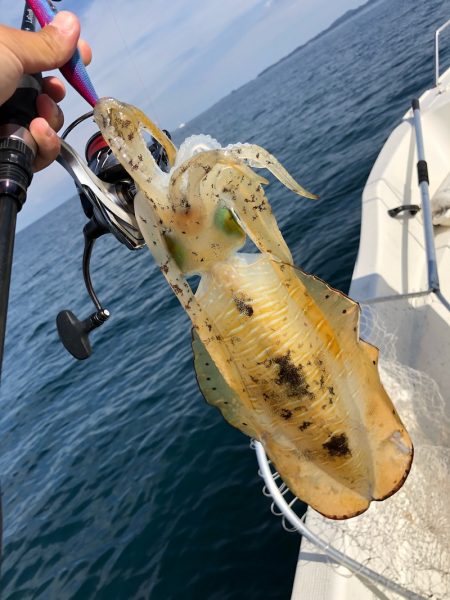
291,265,360,333
290,265,381,362
192,329,258,439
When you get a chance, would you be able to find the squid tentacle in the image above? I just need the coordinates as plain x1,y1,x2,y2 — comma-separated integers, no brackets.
94,98,177,193
225,144,318,200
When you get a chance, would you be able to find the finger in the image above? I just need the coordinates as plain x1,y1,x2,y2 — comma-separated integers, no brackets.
42,76,66,103
29,117,60,172
36,94,64,132
78,39,92,66
1,12,80,75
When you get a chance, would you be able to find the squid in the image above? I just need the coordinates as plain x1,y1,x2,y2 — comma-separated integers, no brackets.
93,98,413,519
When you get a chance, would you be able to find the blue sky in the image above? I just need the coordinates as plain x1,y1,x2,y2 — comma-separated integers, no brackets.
3,0,365,229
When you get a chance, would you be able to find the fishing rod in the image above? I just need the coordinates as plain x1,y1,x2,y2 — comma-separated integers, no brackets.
0,0,171,560
0,0,44,565
0,4,42,378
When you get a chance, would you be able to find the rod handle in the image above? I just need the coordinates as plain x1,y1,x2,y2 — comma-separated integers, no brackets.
0,73,42,130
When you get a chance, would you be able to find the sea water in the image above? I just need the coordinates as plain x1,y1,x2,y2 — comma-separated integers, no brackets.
1,0,449,598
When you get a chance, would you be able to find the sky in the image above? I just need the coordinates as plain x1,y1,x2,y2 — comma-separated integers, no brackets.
2,0,365,230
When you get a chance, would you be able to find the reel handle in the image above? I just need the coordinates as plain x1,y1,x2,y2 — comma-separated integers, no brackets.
56,308,110,360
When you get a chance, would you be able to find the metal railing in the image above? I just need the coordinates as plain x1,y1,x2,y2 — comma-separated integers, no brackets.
435,19,450,86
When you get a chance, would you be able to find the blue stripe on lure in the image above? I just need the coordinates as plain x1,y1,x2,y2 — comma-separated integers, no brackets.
26,0,99,107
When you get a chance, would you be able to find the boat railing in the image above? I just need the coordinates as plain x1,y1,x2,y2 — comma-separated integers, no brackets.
435,19,450,86
368,96,450,311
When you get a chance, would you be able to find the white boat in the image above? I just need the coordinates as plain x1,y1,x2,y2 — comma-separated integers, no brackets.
255,19,450,600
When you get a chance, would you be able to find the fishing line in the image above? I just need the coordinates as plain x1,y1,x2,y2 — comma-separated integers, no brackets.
109,0,162,125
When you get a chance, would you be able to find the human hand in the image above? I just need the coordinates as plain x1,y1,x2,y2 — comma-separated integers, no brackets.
0,11,92,171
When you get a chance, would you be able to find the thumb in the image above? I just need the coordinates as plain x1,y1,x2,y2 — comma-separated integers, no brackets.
3,11,80,75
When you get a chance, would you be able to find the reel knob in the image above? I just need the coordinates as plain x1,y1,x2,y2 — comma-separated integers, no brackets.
56,308,110,360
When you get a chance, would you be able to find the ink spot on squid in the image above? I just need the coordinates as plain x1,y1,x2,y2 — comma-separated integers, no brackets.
272,352,314,400
253,202,266,212
233,295,254,317
323,433,351,457
299,421,312,431
280,408,293,420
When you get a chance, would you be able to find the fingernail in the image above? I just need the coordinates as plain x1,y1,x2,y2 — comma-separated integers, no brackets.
51,11,77,35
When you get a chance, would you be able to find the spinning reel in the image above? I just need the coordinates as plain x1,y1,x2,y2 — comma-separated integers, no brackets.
56,112,171,359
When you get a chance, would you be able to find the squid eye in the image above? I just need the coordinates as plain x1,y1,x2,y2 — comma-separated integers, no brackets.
163,233,185,269
214,207,244,237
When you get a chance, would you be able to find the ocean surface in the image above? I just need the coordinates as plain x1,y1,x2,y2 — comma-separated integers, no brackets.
1,0,450,598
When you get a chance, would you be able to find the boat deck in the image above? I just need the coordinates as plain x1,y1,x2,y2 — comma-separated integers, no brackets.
291,64,450,600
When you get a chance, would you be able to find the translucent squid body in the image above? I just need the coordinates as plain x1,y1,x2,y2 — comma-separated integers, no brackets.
94,98,413,519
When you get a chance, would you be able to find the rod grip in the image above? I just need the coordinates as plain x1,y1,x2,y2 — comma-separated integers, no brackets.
0,73,42,129
417,159,429,185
